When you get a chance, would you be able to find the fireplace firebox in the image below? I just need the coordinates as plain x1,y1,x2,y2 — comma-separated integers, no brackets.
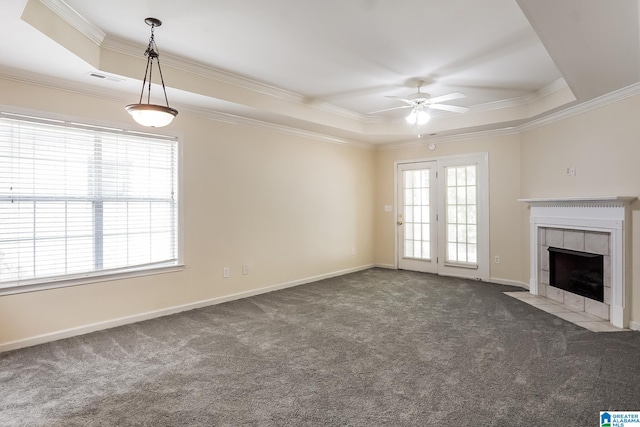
548,247,604,302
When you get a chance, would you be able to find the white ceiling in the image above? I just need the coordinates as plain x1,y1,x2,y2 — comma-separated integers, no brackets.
1,0,639,145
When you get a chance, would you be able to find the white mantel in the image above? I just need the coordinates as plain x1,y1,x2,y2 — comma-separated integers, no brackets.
519,196,636,328
518,196,636,207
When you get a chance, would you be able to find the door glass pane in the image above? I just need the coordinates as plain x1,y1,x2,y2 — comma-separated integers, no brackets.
445,164,478,265
403,168,431,260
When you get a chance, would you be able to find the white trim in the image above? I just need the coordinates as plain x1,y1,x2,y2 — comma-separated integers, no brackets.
0,101,182,141
394,152,489,281
521,198,635,328
518,196,636,207
437,153,490,281
396,161,438,273
0,265,185,297
466,78,569,113
374,263,397,270
517,82,640,133
630,321,640,331
0,69,372,150
490,277,529,289
2,61,639,150
377,127,519,151
177,104,369,148
40,0,106,45
0,104,185,295
38,2,363,123
0,264,374,353
536,78,570,99
101,37,364,123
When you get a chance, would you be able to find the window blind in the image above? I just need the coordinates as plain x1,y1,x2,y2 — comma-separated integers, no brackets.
0,112,179,289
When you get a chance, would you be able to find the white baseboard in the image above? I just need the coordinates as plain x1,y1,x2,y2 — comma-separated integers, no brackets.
0,264,375,353
489,277,529,289
374,263,397,270
630,321,640,331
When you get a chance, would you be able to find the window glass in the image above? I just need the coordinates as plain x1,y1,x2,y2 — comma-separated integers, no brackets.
0,114,179,288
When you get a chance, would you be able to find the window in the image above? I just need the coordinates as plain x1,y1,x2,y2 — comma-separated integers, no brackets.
402,168,432,260
445,165,477,265
0,112,180,292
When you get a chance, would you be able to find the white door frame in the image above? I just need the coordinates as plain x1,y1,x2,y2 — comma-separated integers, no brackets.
396,161,438,273
394,152,489,281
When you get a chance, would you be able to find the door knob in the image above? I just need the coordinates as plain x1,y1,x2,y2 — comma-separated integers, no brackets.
397,221,403,226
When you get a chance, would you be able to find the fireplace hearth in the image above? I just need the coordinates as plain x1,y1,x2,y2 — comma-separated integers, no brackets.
519,196,635,328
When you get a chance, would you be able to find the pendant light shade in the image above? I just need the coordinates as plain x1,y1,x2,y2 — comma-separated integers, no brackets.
126,18,178,128
125,104,178,128
405,106,431,126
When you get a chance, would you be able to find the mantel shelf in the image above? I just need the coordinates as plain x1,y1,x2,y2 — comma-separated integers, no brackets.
523,195,633,328
518,196,636,208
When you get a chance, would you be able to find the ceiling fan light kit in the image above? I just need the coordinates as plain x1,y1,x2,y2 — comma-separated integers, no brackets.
405,106,431,125
370,79,469,129
125,18,178,128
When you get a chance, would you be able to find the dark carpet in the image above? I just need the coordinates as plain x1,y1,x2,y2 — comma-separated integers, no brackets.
1,268,640,426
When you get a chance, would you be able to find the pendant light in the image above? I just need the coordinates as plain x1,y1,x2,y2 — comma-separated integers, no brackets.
125,18,178,127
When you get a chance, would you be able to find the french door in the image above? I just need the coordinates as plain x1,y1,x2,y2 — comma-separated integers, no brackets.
397,162,437,273
396,154,489,280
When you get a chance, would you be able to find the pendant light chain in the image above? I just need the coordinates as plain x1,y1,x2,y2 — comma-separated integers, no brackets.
125,18,178,128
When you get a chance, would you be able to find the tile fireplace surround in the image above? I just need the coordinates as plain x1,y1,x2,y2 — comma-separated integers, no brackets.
519,197,635,329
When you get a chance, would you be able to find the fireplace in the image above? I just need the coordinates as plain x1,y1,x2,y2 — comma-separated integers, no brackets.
519,197,635,329
548,247,603,302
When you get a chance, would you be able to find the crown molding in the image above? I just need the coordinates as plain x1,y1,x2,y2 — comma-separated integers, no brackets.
39,0,105,45
376,127,520,151
11,2,640,150
467,78,570,115
517,81,640,133
175,104,373,149
0,66,374,150
536,78,568,98
377,80,640,150
6,59,639,151
101,36,365,122
41,1,364,123
29,1,590,142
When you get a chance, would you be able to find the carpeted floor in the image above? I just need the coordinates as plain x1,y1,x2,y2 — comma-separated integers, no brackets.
1,268,640,426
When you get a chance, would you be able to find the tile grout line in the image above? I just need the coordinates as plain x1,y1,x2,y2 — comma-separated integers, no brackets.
504,292,626,332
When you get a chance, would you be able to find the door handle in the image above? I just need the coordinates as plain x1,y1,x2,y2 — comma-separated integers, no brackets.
397,221,403,226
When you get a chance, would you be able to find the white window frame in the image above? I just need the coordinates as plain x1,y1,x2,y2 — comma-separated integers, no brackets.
437,153,489,280
0,107,184,296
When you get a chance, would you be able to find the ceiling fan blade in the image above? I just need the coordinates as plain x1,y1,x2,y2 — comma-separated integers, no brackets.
369,105,412,114
427,92,466,105
429,104,469,114
384,96,415,106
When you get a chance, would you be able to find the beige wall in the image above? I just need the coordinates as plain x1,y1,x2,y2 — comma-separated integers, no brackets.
374,133,523,285
3,76,640,349
0,78,375,348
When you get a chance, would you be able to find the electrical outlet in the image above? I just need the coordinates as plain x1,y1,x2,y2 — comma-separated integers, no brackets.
494,256,500,264
242,265,249,275
223,267,230,278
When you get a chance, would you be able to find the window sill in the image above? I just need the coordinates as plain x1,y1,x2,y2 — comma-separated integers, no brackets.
0,264,185,297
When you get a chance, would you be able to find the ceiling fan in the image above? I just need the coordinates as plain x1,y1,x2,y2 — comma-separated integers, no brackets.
370,80,469,125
